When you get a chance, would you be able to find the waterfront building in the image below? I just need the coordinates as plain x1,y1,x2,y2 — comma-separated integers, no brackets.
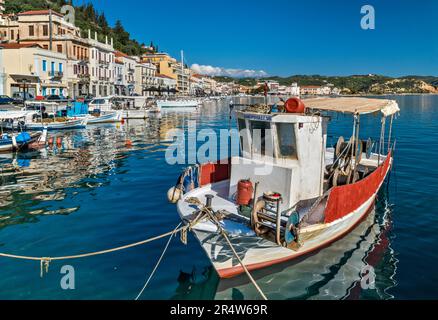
300,85,322,95
156,73,177,96
0,43,68,97
86,32,115,97
278,83,300,96
134,61,157,96
114,50,136,96
0,0,5,25
142,52,177,80
0,10,90,98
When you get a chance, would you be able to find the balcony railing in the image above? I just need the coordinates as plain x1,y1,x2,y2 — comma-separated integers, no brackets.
50,71,64,78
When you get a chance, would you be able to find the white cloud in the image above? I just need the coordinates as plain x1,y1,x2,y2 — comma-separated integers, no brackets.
191,64,268,78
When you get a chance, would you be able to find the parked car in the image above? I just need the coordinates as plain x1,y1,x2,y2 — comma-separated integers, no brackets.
0,95,14,105
45,95,62,101
12,92,35,103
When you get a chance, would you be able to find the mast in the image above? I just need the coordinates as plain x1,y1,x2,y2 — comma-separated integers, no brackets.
49,9,53,51
180,50,184,96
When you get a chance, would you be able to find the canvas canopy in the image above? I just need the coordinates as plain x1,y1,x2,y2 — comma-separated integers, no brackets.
0,111,34,120
304,97,400,117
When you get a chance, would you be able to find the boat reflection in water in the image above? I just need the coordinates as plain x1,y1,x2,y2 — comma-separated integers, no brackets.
172,191,397,300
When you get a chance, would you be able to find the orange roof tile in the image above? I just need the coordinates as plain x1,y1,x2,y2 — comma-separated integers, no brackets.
0,43,43,49
18,10,64,17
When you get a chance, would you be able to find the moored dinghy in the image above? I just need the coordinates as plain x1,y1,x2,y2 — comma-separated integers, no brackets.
169,97,399,279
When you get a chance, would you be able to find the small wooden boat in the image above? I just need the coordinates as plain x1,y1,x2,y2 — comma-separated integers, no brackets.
24,117,87,131
86,111,122,124
169,97,400,279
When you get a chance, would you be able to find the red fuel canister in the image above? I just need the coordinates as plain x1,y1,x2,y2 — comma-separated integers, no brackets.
237,179,254,206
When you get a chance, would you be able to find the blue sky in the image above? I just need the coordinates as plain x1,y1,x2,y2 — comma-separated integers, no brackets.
77,0,438,77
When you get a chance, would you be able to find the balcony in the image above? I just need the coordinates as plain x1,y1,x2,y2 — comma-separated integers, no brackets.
49,71,64,78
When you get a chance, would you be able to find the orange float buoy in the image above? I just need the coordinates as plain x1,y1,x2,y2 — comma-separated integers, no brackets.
48,137,54,145
125,139,133,147
285,98,306,114
56,137,62,146
237,179,254,206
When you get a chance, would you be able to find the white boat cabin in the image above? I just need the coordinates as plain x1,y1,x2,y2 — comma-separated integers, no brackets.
231,111,328,213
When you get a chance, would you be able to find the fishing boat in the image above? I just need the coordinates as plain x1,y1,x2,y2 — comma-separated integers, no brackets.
22,101,88,130
169,97,399,279
67,101,122,124
0,111,44,152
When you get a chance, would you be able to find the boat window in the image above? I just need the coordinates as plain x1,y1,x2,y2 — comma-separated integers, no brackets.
251,120,272,156
277,123,298,159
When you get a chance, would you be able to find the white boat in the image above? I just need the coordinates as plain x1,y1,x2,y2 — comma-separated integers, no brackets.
157,99,201,112
90,96,160,119
86,111,122,124
24,117,88,131
169,97,400,279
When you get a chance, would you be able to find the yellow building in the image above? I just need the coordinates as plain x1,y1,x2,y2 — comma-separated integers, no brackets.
142,53,177,81
0,43,68,97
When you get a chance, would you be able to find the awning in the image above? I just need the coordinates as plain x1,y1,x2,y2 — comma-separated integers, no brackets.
9,74,40,83
303,97,400,117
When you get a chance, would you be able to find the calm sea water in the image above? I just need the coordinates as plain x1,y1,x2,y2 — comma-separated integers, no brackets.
0,95,436,300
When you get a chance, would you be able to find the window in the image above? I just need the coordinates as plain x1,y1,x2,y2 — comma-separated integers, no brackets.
59,63,63,73
250,121,272,157
51,61,55,75
43,45,48,50
277,123,298,159
42,87,47,96
10,30,14,39
73,46,76,56
74,65,77,74
43,25,48,36
42,60,47,72
29,25,34,36
57,45,62,53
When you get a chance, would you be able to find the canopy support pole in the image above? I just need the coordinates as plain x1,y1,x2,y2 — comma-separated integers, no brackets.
387,114,394,154
378,116,386,166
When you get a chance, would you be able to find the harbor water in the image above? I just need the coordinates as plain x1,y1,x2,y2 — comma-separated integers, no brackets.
0,95,437,300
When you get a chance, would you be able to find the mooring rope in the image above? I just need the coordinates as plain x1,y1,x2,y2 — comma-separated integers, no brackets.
135,222,182,300
0,225,187,277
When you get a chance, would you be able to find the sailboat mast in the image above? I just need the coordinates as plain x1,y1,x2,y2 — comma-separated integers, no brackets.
181,50,184,96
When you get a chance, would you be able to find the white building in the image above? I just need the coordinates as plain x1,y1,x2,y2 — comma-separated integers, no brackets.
134,61,157,96
156,73,177,95
115,50,136,96
86,32,115,97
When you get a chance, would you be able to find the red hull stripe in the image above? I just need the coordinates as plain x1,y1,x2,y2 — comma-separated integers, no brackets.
324,153,392,223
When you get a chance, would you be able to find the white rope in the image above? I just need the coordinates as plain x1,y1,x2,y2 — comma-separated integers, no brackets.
135,222,182,300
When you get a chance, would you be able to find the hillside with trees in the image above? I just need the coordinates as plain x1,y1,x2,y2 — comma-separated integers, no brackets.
214,74,438,94
4,0,155,55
